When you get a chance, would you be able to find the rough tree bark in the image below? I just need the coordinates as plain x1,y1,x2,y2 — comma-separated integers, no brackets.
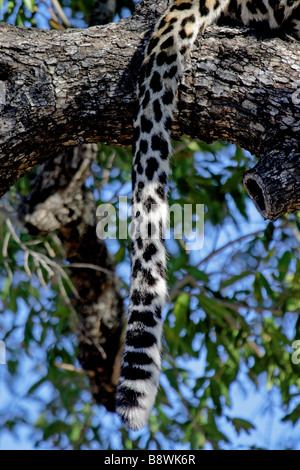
0,0,299,220
18,145,125,411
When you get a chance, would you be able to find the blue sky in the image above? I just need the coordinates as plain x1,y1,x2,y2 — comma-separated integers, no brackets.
1,191,300,450
1,0,300,450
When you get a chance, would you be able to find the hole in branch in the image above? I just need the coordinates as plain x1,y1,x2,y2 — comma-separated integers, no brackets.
245,178,266,212
0,64,14,81
0,71,8,81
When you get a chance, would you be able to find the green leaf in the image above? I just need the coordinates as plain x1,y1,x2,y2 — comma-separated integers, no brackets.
23,0,35,12
221,271,252,288
282,405,300,426
164,368,179,392
260,273,276,300
278,250,292,282
253,273,263,303
197,294,229,327
70,424,82,442
231,417,256,435
174,292,189,332
16,13,24,26
187,266,209,283
1,277,12,299
27,377,47,395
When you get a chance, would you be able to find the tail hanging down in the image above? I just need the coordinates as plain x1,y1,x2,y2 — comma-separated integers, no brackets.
116,0,228,430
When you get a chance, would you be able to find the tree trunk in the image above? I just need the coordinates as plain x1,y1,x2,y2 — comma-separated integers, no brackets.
17,0,125,413
0,0,299,220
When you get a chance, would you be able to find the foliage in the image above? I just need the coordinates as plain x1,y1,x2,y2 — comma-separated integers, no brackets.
1,0,300,451
0,0,136,28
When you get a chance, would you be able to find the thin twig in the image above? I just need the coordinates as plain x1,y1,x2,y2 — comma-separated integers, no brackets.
54,361,95,377
2,231,10,258
64,262,117,278
197,229,265,268
5,217,79,299
51,0,71,27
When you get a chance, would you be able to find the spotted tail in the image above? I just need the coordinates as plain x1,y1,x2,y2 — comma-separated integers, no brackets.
116,0,229,430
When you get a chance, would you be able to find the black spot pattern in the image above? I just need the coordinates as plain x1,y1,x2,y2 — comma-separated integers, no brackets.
153,99,163,121
143,243,158,262
159,171,167,185
124,351,154,366
126,329,157,348
150,71,162,92
161,25,175,36
156,262,166,279
142,268,157,286
117,387,144,408
164,65,178,79
141,115,153,133
156,51,178,66
199,0,209,16
132,259,143,278
130,241,136,256
181,14,196,26
140,140,148,154
160,36,175,50
145,196,157,212
132,168,136,189
151,134,169,159
162,89,175,105
155,307,162,320
121,366,151,380
156,185,166,200
147,36,159,55
165,116,173,131
145,157,159,180
170,2,192,11
136,237,143,250
142,90,150,109
129,310,158,327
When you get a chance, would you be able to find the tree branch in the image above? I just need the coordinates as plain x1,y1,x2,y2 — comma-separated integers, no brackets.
0,0,299,221
243,149,300,220
0,2,300,220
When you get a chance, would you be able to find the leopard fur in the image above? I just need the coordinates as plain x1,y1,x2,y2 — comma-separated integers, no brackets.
116,0,300,430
